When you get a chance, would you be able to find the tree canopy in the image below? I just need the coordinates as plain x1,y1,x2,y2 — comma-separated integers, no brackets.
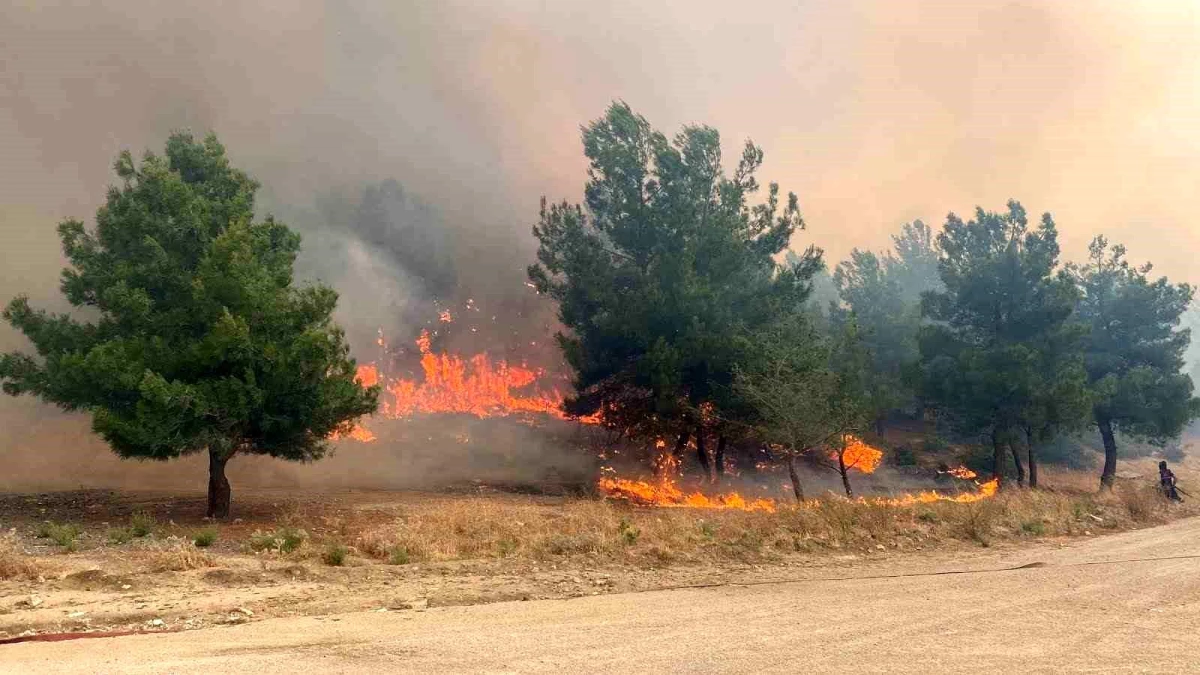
0,133,378,517
528,102,821,453
917,201,1089,486
1069,236,1198,487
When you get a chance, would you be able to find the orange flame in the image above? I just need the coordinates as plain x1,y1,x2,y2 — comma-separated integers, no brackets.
345,329,591,426
833,435,883,474
941,466,978,480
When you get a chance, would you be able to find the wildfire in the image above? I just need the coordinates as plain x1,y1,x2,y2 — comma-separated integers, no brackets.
941,466,978,480
868,478,999,507
832,435,884,474
347,329,589,424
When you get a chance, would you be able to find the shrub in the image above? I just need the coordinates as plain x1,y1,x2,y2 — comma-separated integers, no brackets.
193,528,218,548
38,522,83,551
246,527,308,554
130,511,156,538
496,536,518,558
388,545,411,565
891,445,918,467
322,543,348,566
144,541,216,572
0,533,43,580
1020,520,1046,536
618,518,641,545
107,527,134,545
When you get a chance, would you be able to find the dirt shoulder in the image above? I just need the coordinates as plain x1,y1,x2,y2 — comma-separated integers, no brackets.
7,514,1200,674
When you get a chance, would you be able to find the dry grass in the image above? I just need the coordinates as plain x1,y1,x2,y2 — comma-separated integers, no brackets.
139,540,218,572
342,478,1190,565
0,532,47,580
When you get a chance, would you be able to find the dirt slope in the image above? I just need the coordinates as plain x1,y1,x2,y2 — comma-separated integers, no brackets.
7,514,1200,673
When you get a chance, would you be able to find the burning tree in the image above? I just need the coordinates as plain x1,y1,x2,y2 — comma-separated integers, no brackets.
0,133,378,518
528,102,821,472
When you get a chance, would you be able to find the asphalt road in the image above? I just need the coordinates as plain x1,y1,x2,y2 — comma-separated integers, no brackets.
8,516,1200,674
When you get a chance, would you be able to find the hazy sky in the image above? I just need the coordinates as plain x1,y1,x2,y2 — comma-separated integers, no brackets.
3,0,1199,489
3,0,1200,333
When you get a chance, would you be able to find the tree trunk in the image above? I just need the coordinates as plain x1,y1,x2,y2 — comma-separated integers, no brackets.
1098,414,1118,490
1025,427,1039,489
206,449,232,519
695,428,711,479
714,435,727,479
838,444,853,498
874,416,885,436
991,427,1005,489
1008,438,1026,487
786,456,805,503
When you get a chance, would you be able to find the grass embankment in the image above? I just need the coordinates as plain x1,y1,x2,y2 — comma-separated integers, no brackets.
1,469,1188,578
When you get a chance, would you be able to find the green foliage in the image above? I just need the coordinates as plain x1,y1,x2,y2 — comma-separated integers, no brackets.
890,445,918,467
129,511,156,538
618,517,641,545
1020,520,1047,536
246,527,307,554
106,527,134,545
917,201,1089,480
322,543,348,566
388,545,412,565
38,522,82,550
735,315,874,462
0,133,379,516
193,528,218,548
1069,236,1199,483
831,220,940,420
528,102,821,441
495,536,519,558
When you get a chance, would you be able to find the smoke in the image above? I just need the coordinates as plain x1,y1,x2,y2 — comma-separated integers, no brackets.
3,0,1200,491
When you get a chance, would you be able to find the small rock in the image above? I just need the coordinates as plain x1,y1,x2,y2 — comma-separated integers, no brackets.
67,611,86,618
1087,514,1103,523
235,607,254,617
1084,531,1093,536
147,619,165,627
121,584,132,590
24,595,43,608
875,544,886,551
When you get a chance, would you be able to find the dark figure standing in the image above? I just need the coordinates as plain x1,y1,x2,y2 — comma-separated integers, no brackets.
1159,461,1182,502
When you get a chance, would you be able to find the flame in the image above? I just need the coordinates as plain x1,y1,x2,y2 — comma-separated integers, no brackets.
329,423,377,443
832,435,883,474
869,478,999,507
349,329,590,424
941,466,978,480
439,309,453,323
597,476,778,512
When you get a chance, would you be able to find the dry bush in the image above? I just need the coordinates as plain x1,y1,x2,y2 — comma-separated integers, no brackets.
0,532,46,580
140,540,217,572
1114,483,1166,524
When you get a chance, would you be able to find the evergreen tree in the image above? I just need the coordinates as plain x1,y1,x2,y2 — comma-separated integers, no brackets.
0,134,378,517
1069,237,1198,488
918,201,1086,487
529,102,821,469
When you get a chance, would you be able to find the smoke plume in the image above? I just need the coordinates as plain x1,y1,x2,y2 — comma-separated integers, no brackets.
3,1,1199,491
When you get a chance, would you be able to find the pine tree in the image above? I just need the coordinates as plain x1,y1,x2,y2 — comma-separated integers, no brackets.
0,133,378,517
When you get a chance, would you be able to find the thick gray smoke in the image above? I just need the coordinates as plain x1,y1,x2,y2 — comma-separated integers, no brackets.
3,1,1199,491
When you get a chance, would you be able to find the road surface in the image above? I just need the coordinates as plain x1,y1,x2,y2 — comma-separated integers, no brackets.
7,516,1200,673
